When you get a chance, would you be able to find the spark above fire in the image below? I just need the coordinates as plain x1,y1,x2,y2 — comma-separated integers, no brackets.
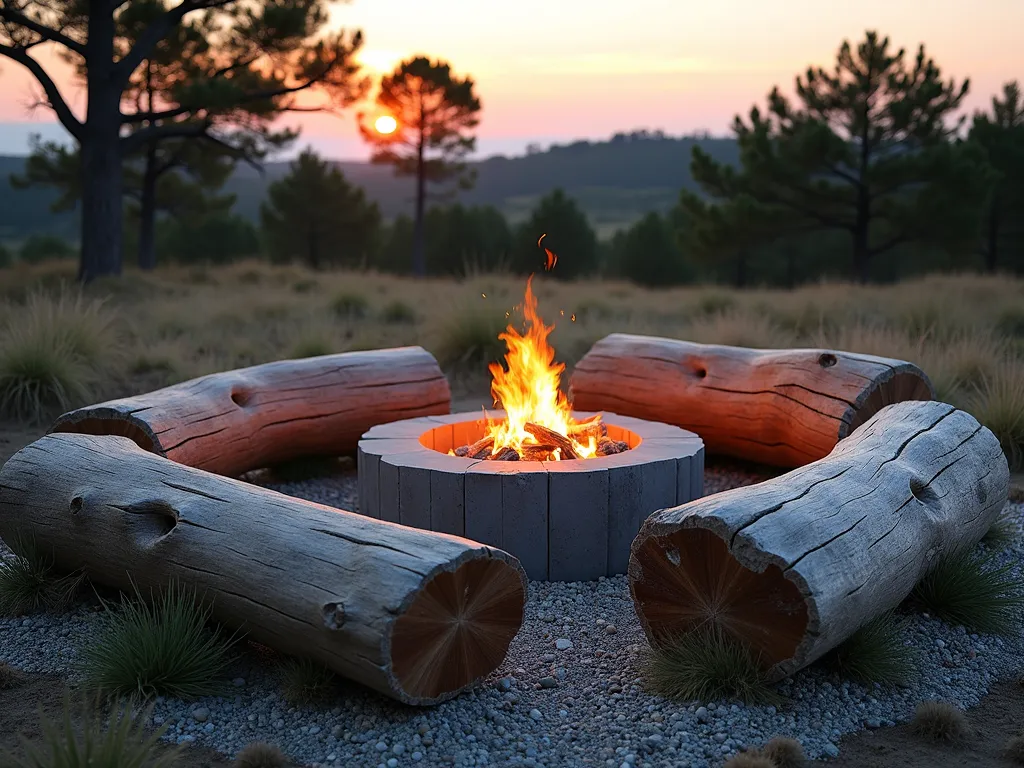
450,274,630,461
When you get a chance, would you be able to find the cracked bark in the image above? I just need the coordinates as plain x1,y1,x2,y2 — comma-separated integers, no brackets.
628,400,1009,679
50,347,451,477
570,334,935,468
0,433,527,705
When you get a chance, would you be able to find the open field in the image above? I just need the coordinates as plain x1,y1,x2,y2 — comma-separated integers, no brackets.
1,259,1023,469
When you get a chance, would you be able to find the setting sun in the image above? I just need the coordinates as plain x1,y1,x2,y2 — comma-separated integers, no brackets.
374,115,398,135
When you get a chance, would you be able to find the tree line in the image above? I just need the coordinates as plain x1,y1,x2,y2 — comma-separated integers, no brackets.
2,8,1022,285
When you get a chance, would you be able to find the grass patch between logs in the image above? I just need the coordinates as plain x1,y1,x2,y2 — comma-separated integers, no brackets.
641,626,782,706
824,612,918,686
80,581,237,700
0,536,83,616
911,548,1024,635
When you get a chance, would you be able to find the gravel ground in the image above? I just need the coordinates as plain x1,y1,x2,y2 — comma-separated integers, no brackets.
2,464,1023,768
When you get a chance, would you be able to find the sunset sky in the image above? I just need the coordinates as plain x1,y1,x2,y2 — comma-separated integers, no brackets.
0,0,1020,158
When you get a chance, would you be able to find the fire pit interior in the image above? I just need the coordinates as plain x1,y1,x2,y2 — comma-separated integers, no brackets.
358,272,703,581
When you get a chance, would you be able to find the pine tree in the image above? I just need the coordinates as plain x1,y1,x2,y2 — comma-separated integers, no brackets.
259,149,381,269
970,81,1024,272
359,56,481,277
0,0,365,281
683,30,993,283
615,212,692,287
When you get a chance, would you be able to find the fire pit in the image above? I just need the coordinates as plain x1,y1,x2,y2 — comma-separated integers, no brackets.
357,273,704,580
358,410,702,581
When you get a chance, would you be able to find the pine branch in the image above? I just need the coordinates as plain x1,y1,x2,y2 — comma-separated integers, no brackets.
113,0,233,87
0,42,82,139
0,7,86,57
121,120,210,153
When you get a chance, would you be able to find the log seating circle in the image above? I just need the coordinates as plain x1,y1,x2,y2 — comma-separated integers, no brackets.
0,338,1005,704
357,411,705,582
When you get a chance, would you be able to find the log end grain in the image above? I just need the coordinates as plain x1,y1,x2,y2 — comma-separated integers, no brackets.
628,527,808,667
389,550,528,703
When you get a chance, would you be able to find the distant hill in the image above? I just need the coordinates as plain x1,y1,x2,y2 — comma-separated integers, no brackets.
0,133,739,242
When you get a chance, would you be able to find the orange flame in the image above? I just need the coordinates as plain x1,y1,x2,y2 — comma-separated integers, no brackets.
486,275,596,460
538,234,558,271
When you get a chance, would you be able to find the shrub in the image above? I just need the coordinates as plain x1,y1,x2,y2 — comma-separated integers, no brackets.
910,700,971,742
19,234,75,264
640,627,781,706
825,612,916,686
279,657,338,706
3,694,181,768
381,300,417,324
0,537,83,616
760,736,806,768
430,302,509,369
330,292,369,320
81,581,236,700
0,661,22,690
911,547,1024,634
966,362,1024,470
233,742,291,768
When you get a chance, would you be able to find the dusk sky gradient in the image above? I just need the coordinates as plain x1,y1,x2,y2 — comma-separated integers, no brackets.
0,0,1020,158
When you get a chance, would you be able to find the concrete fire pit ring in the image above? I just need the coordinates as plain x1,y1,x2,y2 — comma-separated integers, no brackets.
357,411,704,581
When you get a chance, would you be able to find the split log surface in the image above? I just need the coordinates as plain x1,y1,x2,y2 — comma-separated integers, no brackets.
570,333,935,467
50,347,451,477
0,433,527,705
628,400,1008,680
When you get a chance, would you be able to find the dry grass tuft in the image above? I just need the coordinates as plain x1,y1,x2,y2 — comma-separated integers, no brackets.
279,657,338,706
965,361,1024,470
641,626,782,706
826,612,917,686
759,735,807,768
910,700,972,742
0,661,23,690
232,742,292,768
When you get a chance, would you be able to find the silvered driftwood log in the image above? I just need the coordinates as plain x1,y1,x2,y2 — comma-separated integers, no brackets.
628,400,1008,680
570,333,934,467
0,433,527,705
50,347,451,477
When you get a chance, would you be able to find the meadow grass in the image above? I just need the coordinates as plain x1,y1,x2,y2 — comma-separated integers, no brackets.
1,261,1022,466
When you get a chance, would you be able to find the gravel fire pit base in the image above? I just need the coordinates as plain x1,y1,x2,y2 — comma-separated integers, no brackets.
357,411,704,581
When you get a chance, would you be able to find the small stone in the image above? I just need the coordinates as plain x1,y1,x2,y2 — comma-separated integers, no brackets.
541,653,556,663
529,708,543,720
331,725,344,738
539,676,558,689
393,744,405,755
191,708,209,723
555,638,574,651
695,706,709,722
498,677,512,691
376,741,389,753
823,743,840,757
387,760,399,768
412,752,423,762
605,624,618,635
232,677,246,687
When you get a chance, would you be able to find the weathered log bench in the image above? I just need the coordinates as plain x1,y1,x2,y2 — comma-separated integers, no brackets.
50,347,451,477
570,334,935,468
0,433,527,705
628,400,1009,680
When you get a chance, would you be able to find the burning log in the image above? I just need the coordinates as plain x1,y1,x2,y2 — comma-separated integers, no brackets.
628,400,1008,680
50,347,450,478
570,334,934,468
597,438,629,456
568,413,608,443
524,422,581,460
0,433,528,706
466,435,496,460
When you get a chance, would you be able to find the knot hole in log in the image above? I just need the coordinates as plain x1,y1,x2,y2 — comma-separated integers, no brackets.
230,387,252,407
322,602,346,630
69,496,84,515
909,476,939,506
112,500,179,548
692,365,708,380
818,353,838,368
